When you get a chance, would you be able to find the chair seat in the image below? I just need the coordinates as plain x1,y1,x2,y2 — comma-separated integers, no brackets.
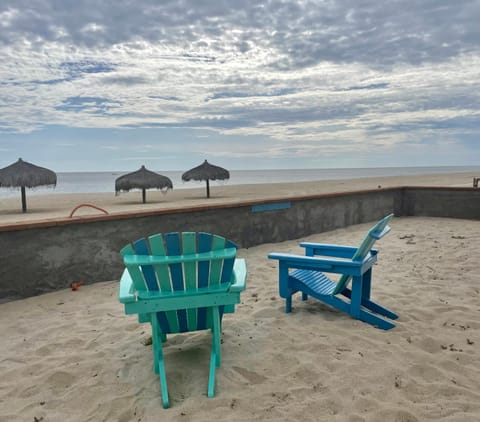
290,269,336,296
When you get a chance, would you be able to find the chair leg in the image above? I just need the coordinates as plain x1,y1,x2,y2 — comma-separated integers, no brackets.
138,312,150,323
152,315,169,408
158,344,170,408
362,299,398,320
151,325,166,373
350,276,362,318
208,306,221,398
286,295,292,313
358,309,396,330
341,275,398,322
153,332,167,376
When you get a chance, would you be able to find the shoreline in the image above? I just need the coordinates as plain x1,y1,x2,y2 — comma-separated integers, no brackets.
0,172,477,225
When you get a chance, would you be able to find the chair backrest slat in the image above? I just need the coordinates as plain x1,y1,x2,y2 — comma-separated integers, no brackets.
182,232,198,290
209,235,226,286
182,232,199,330
145,233,179,332
197,232,212,289
163,233,188,331
165,233,184,292
332,214,393,295
134,238,159,291
120,244,147,292
221,239,237,284
149,233,172,292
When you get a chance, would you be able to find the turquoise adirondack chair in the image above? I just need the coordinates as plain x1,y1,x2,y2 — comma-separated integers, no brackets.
119,231,247,408
268,214,398,330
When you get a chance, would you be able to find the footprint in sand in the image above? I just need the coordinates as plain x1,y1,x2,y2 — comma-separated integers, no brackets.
252,307,279,319
46,370,77,389
407,363,445,383
231,366,268,384
372,409,419,422
35,345,54,357
415,336,444,354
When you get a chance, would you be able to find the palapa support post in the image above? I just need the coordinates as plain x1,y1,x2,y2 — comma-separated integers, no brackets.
206,179,210,198
142,188,146,203
21,186,27,213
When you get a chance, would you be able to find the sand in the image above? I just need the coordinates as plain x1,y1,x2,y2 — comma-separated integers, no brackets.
1,216,480,421
0,172,477,225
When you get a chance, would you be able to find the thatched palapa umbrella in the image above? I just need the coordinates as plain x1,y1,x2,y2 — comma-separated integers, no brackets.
115,165,173,203
0,158,57,213
182,159,229,198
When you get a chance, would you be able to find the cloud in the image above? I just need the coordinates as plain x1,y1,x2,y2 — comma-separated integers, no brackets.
2,1,478,63
338,83,390,91
0,0,479,169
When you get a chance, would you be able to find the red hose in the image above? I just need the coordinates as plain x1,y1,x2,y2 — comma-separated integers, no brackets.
69,203,109,218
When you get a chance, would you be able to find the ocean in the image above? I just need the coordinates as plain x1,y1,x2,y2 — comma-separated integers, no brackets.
1,166,479,198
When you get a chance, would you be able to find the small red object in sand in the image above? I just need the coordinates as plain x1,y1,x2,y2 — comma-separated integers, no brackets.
71,281,84,291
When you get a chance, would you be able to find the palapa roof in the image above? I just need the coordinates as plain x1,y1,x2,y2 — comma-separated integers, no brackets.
115,165,173,193
182,160,229,182
0,158,57,188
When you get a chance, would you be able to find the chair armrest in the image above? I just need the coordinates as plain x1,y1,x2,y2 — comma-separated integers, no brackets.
268,252,362,268
268,252,375,276
119,269,136,304
230,258,247,292
299,242,358,258
299,243,378,259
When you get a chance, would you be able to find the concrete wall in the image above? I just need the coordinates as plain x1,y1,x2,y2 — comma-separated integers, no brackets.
1,187,478,301
402,187,480,219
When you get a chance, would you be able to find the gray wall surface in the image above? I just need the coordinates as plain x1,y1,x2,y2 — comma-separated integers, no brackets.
402,188,480,219
1,187,478,301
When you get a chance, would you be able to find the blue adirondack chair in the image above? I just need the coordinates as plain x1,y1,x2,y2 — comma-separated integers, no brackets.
268,214,398,330
119,231,247,408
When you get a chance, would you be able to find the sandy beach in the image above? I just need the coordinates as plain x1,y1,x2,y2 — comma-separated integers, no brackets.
0,172,477,225
1,215,479,421
1,173,479,421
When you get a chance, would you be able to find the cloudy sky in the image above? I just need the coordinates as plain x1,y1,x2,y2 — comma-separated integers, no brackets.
0,0,479,172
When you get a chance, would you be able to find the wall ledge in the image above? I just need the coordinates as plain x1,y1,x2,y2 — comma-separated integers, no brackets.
4,185,477,233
